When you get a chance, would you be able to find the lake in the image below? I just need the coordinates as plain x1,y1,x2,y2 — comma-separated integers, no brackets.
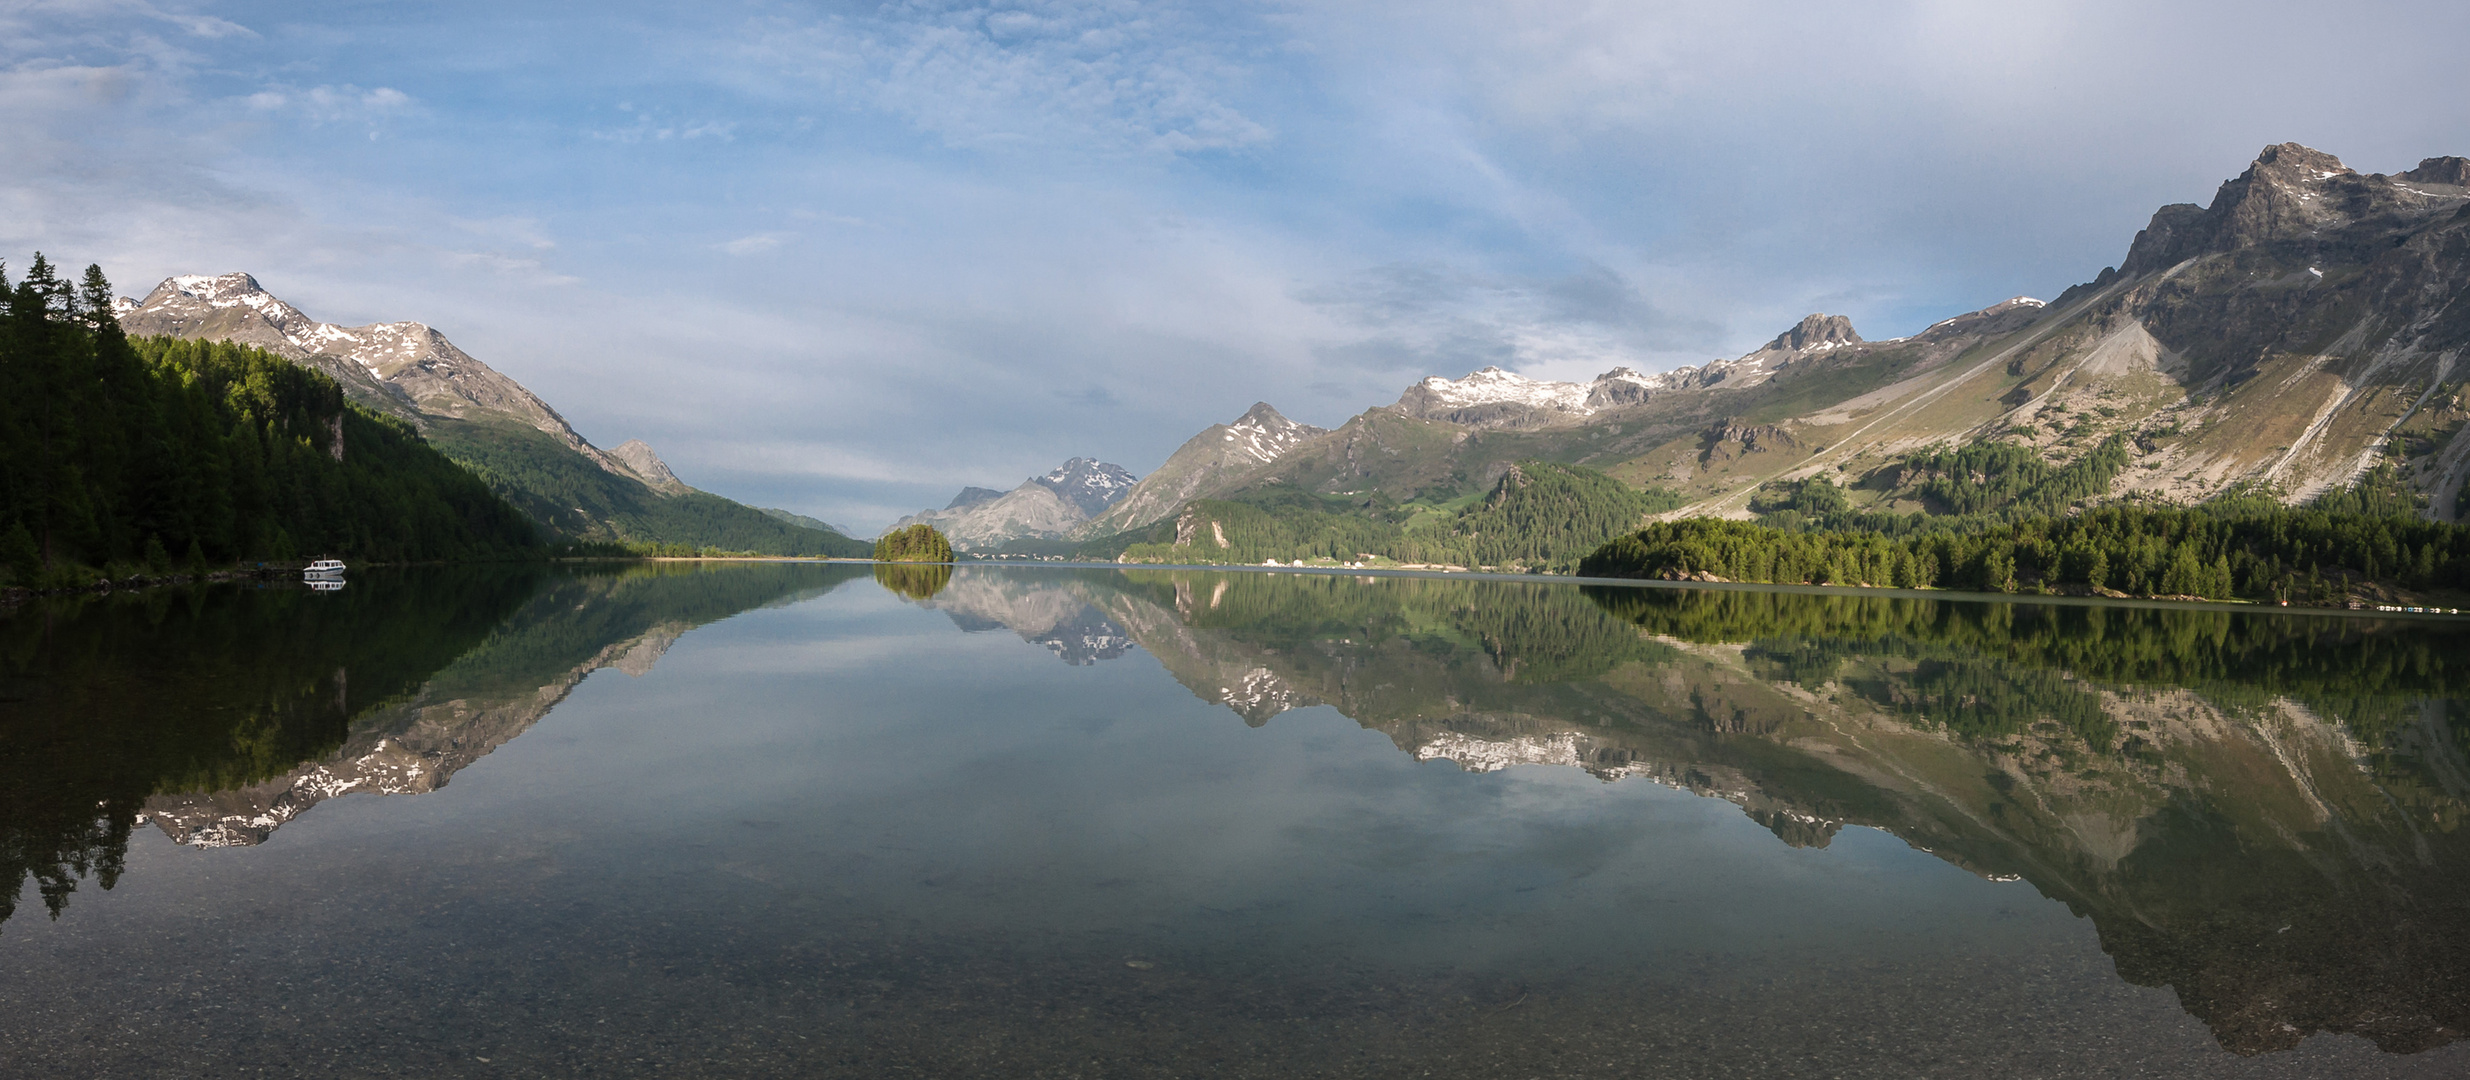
4,561,2468,1078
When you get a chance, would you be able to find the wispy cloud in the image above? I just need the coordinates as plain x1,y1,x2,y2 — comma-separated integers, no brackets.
720,232,788,256
746,0,1275,157
245,84,417,124
8,0,2469,535
1303,261,1723,382
589,103,739,143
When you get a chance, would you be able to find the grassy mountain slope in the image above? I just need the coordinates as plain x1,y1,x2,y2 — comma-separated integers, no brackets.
426,419,867,556
1097,145,2470,550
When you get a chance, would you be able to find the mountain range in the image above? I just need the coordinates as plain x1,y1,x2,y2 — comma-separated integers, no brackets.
1041,144,2470,546
889,456,1140,550
116,274,865,555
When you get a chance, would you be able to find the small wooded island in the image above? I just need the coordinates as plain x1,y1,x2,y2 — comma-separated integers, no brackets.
874,523,954,563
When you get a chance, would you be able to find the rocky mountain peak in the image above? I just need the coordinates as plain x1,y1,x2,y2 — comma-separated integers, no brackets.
119,272,652,490
1233,401,1296,431
126,272,322,354
945,486,1007,511
1763,313,1861,353
2250,141,2354,183
2399,157,2470,187
2117,142,2470,278
610,439,687,494
1220,402,1327,463
1034,457,1139,516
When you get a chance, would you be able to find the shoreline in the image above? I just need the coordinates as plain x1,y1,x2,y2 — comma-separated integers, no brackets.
12,555,2458,622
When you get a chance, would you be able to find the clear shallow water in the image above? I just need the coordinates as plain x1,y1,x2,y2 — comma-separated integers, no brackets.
4,562,2469,1077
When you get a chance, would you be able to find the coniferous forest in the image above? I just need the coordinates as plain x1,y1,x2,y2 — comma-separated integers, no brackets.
875,523,954,562
0,256,540,586
1580,505,2470,604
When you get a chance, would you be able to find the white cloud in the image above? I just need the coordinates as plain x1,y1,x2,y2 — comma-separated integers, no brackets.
746,0,1275,157
720,232,787,255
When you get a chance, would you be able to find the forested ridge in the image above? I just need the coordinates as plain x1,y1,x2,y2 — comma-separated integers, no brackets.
0,256,539,587
428,419,869,558
1747,437,2135,536
1581,505,2470,604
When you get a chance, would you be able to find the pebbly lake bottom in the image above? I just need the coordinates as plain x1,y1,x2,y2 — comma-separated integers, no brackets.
4,563,2468,1077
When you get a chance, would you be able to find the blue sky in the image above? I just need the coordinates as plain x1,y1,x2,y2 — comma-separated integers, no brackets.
7,0,2468,530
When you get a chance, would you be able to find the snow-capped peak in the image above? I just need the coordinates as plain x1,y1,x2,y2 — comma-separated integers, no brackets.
1034,457,1139,515
1410,366,1595,413
1219,402,1324,464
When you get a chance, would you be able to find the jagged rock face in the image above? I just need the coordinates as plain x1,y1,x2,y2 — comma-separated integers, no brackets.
118,273,653,489
1085,403,1330,533
1764,313,1861,353
2117,143,2470,278
2051,144,2470,508
610,439,689,495
1033,457,1138,516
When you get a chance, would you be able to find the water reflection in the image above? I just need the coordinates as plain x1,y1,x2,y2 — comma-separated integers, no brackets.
883,567,2470,1055
914,568,1136,665
7,562,2467,1062
0,562,866,925
871,561,951,600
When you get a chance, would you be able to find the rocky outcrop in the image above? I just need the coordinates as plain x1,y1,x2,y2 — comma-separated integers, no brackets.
1761,313,1861,353
610,439,690,495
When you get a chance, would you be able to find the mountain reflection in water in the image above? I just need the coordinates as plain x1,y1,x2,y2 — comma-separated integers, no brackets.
892,568,2470,1057
0,562,868,919
2,562,2466,1067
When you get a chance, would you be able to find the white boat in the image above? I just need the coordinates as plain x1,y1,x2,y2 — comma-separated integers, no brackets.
302,558,347,580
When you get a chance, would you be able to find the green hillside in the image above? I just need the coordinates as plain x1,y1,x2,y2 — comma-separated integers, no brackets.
0,257,540,585
424,418,868,557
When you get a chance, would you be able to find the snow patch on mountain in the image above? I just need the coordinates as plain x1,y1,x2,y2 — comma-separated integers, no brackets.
120,272,663,491
1221,401,1323,464
1034,457,1139,516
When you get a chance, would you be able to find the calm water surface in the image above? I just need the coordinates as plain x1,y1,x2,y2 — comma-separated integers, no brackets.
4,562,2468,1077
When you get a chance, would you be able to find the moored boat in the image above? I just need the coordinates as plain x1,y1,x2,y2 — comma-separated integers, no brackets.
302,558,347,580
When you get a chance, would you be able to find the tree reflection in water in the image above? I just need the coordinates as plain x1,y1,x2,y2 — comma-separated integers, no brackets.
906,568,2470,1055
10,563,2468,1057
